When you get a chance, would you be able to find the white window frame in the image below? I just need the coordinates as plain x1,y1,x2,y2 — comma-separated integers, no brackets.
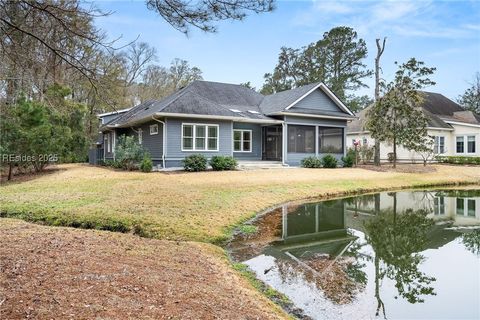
138,129,143,145
181,123,219,152
455,134,477,154
150,124,159,135
467,135,476,154
233,129,252,152
434,136,445,154
104,133,110,153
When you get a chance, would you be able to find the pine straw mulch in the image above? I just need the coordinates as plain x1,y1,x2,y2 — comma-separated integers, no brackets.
0,219,287,320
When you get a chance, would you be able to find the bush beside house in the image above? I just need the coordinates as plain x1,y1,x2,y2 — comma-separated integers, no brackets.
301,156,323,168
436,156,480,165
182,154,208,172
209,156,237,171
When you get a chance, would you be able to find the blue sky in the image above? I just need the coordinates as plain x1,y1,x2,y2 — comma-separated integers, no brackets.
95,0,480,100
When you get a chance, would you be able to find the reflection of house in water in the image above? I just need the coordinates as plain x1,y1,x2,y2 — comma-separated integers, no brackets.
344,190,480,227
275,200,356,259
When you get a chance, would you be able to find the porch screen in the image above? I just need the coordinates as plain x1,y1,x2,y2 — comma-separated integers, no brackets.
287,125,315,153
318,127,343,153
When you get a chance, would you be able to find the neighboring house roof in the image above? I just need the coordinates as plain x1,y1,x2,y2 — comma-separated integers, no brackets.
100,80,354,129
347,91,479,133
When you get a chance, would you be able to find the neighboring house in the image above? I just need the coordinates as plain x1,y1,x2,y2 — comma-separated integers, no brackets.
346,92,480,162
92,80,355,168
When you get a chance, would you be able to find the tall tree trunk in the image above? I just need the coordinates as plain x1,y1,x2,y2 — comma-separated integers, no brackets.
8,163,13,181
374,38,386,166
393,135,397,168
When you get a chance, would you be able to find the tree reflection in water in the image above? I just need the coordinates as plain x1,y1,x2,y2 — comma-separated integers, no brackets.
364,201,437,318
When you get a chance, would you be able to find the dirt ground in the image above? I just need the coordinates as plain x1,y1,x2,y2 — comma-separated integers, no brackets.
0,219,287,320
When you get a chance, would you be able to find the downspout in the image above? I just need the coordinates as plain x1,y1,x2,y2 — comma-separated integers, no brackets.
282,122,287,166
152,115,166,169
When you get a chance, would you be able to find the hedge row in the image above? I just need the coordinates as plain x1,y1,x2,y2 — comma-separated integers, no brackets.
436,156,480,165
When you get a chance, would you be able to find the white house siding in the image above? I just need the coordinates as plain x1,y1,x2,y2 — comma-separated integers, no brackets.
345,191,480,227
346,123,479,162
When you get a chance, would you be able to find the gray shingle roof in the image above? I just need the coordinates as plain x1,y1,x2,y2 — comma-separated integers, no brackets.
103,80,352,128
259,82,320,115
345,91,480,133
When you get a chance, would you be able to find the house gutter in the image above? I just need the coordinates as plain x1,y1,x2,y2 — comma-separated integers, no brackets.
152,115,166,169
154,112,284,124
274,111,357,121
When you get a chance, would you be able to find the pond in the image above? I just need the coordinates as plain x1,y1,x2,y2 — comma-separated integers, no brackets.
228,189,480,320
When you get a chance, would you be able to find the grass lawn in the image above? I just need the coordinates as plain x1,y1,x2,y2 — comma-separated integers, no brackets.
1,163,480,243
1,163,479,318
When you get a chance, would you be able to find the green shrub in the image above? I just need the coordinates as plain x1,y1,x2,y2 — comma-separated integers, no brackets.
140,153,153,172
115,135,144,170
301,156,322,168
341,149,355,167
209,155,237,171
322,154,338,168
436,156,480,165
183,154,207,172
359,145,374,164
387,152,395,163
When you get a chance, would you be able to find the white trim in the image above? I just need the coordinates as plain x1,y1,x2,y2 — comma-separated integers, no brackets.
276,111,355,121
455,134,477,155
150,124,159,135
181,123,220,152
442,120,480,128
113,131,116,160
284,82,355,116
97,108,132,118
233,129,252,152
138,129,143,144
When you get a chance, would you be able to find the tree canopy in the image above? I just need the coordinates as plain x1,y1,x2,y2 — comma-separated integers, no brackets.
261,26,373,111
365,58,436,167
457,72,480,114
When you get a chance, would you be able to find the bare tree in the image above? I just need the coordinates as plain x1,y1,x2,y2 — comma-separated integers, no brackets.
145,0,274,34
373,37,386,166
169,58,203,90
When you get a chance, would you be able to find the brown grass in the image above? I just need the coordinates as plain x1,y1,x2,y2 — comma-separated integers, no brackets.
0,218,287,319
1,163,479,243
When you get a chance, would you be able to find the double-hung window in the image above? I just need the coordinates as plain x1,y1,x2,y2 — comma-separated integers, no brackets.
182,124,219,151
456,136,464,153
467,136,476,153
233,130,252,152
456,135,476,154
434,136,445,154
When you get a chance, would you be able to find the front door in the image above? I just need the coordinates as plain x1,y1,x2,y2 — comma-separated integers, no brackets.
263,126,282,161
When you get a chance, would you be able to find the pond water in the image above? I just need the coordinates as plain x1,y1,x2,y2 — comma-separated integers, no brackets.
228,189,480,320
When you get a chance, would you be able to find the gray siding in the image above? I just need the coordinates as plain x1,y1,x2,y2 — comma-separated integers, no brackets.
165,117,233,160
284,115,347,127
232,122,262,160
137,121,163,160
283,115,347,166
290,88,341,112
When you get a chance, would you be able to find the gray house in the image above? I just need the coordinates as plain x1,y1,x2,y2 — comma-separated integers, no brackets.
94,80,355,168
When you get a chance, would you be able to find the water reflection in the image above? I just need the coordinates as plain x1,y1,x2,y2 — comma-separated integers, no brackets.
229,189,480,320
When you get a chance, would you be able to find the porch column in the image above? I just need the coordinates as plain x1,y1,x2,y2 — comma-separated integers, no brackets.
315,126,319,157
282,122,287,165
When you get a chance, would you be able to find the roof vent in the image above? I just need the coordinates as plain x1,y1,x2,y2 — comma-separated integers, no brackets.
229,108,241,113
248,110,260,114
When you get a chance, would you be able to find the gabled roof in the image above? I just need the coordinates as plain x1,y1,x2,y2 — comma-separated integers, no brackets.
101,80,354,128
421,91,480,124
346,91,480,133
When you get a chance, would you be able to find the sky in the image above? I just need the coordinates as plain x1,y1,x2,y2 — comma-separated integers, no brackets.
94,0,480,101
